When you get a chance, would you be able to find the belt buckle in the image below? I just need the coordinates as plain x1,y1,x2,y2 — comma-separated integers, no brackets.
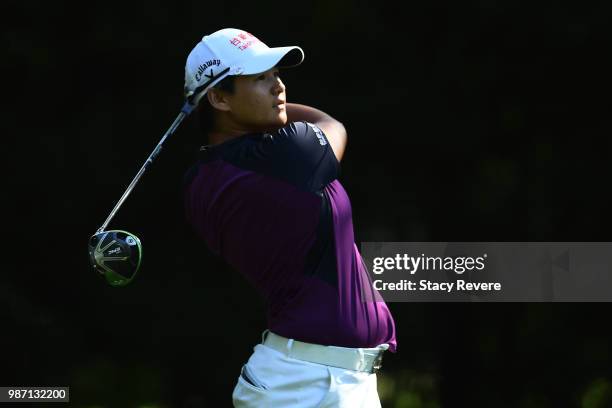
370,352,384,374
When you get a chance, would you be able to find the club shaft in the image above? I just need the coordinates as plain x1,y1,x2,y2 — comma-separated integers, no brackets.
96,105,193,234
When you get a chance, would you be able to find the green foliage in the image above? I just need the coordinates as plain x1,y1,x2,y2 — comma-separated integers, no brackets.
379,369,440,408
582,378,612,408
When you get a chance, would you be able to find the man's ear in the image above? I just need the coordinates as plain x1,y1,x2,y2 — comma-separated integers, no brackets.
207,89,231,112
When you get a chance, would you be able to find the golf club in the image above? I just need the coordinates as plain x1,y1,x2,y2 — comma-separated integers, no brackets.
88,102,195,286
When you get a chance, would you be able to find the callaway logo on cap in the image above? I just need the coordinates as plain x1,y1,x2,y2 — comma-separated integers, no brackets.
184,28,304,106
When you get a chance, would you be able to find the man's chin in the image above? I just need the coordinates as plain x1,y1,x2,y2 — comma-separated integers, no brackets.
278,112,288,125
265,116,288,132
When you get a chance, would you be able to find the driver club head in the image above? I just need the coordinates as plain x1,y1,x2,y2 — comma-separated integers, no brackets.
88,230,142,287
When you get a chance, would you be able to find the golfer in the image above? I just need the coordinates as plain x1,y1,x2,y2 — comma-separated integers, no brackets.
183,28,397,407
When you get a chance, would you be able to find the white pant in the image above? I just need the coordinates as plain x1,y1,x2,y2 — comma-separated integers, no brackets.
232,335,383,407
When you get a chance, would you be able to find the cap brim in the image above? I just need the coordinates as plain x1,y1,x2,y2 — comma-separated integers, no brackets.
240,46,304,75
185,45,304,106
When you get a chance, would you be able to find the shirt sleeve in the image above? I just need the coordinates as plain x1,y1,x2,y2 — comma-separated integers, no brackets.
262,121,339,193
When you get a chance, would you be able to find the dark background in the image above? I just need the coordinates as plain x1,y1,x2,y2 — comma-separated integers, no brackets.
4,0,612,407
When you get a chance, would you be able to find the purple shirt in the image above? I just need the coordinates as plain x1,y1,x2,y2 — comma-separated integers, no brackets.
184,121,396,352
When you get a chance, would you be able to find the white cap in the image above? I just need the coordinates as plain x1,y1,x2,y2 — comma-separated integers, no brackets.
184,28,304,106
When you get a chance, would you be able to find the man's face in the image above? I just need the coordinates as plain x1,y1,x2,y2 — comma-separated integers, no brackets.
225,68,287,132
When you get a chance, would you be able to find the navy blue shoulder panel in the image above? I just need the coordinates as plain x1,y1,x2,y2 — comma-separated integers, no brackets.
265,121,339,193
190,121,339,194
